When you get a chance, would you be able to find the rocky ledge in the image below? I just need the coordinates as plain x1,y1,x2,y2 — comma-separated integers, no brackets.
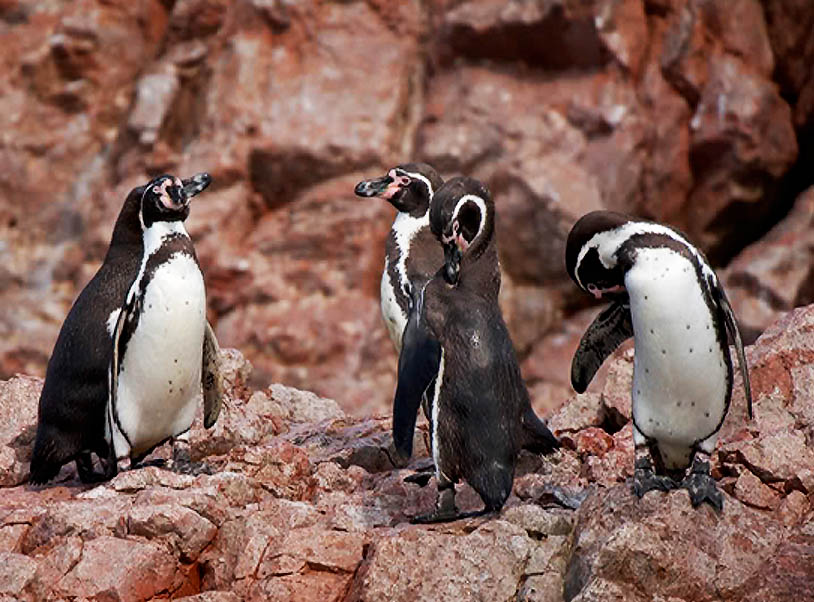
1,306,814,601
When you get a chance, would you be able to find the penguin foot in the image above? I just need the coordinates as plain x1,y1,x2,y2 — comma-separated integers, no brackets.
680,460,723,512
632,457,677,498
76,453,115,484
137,458,168,469
410,508,462,524
404,472,434,487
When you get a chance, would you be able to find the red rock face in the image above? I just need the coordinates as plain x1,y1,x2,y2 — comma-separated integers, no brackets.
1,0,812,419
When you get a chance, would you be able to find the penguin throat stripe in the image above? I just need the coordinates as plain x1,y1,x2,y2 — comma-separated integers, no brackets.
574,222,716,290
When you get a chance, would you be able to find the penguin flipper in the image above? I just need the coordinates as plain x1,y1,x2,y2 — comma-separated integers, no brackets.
715,284,753,419
521,406,560,454
571,302,633,393
393,293,441,461
202,321,223,429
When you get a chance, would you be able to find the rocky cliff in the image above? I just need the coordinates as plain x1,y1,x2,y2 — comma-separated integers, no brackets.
2,0,814,416
0,302,813,601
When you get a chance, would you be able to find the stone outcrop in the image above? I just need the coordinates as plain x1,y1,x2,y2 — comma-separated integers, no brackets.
2,0,813,417
1,299,814,600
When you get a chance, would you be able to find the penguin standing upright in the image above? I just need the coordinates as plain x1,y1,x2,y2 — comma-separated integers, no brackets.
30,174,222,485
394,176,560,523
565,211,752,510
354,163,445,351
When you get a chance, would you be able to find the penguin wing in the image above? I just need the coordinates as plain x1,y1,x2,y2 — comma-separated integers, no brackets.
714,282,753,419
109,292,140,424
571,302,633,393
202,320,223,429
392,289,441,460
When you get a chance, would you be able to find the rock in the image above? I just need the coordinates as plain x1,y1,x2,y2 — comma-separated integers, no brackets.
0,375,40,486
722,186,814,340
565,485,793,602
348,520,533,602
55,536,177,601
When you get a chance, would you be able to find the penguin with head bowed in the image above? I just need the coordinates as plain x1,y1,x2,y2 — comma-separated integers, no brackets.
29,173,223,485
394,176,560,523
565,210,752,511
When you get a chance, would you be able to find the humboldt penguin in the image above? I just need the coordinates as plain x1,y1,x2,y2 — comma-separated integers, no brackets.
30,174,223,484
565,210,752,510
395,176,560,522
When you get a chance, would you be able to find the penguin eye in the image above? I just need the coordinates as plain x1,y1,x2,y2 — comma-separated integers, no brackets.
152,185,161,194
587,283,598,293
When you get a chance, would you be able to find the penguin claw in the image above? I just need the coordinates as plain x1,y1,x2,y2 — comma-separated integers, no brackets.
632,466,678,498
680,471,724,512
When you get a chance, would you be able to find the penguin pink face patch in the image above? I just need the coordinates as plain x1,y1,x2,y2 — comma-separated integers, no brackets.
154,177,184,210
382,169,411,199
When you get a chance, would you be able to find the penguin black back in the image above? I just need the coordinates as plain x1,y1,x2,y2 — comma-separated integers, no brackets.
30,185,147,484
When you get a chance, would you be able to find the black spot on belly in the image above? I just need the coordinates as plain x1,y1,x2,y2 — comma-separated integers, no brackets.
636,389,641,395
689,348,693,353
169,379,173,385
645,295,648,300
704,411,710,418
662,349,666,354
185,301,190,306
174,358,178,363
645,368,649,374
677,401,682,407
691,401,696,407
686,324,691,330
650,329,654,335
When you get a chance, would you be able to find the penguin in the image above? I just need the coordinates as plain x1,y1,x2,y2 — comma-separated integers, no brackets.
394,176,560,523
565,210,752,511
354,163,444,352
29,173,223,485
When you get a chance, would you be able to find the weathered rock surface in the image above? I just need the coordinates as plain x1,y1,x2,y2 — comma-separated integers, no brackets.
2,0,813,417
2,299,814,600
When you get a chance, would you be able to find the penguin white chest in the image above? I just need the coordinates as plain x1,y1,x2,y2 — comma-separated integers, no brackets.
112,251,206,458
625,248,728,464
380,262,406,351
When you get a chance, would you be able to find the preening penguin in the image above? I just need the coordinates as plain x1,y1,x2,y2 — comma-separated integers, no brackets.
29,173,223,485
355,163,444,352
565,210,752,511
394,176,560,523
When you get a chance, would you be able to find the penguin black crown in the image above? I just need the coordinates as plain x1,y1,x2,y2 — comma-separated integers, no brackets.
30,173,223,485
565,210,752,511
394,176,560,523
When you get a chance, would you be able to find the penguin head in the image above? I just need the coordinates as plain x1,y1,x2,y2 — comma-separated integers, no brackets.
565,210,633,299
140,173,211,228
429,176,493,285
354,163,442,217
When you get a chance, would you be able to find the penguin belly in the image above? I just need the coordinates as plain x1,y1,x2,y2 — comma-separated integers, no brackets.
626,248,728,469
380,263,406,351
112,252,206,459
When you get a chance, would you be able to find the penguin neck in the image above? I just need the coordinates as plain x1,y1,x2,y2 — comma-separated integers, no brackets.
457,239,500,300
106,193,144,262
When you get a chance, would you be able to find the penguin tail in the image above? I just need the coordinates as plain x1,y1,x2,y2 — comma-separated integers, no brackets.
521,406,561,455
29,429,67,485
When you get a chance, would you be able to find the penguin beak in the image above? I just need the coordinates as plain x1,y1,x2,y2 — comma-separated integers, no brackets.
181,173,212,202
354,175,393,198
443,242,462,285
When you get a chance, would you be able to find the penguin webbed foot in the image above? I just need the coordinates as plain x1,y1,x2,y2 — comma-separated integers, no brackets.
632,457,678,498
680,459,723,512
410,484,461,524
76,452,117,484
